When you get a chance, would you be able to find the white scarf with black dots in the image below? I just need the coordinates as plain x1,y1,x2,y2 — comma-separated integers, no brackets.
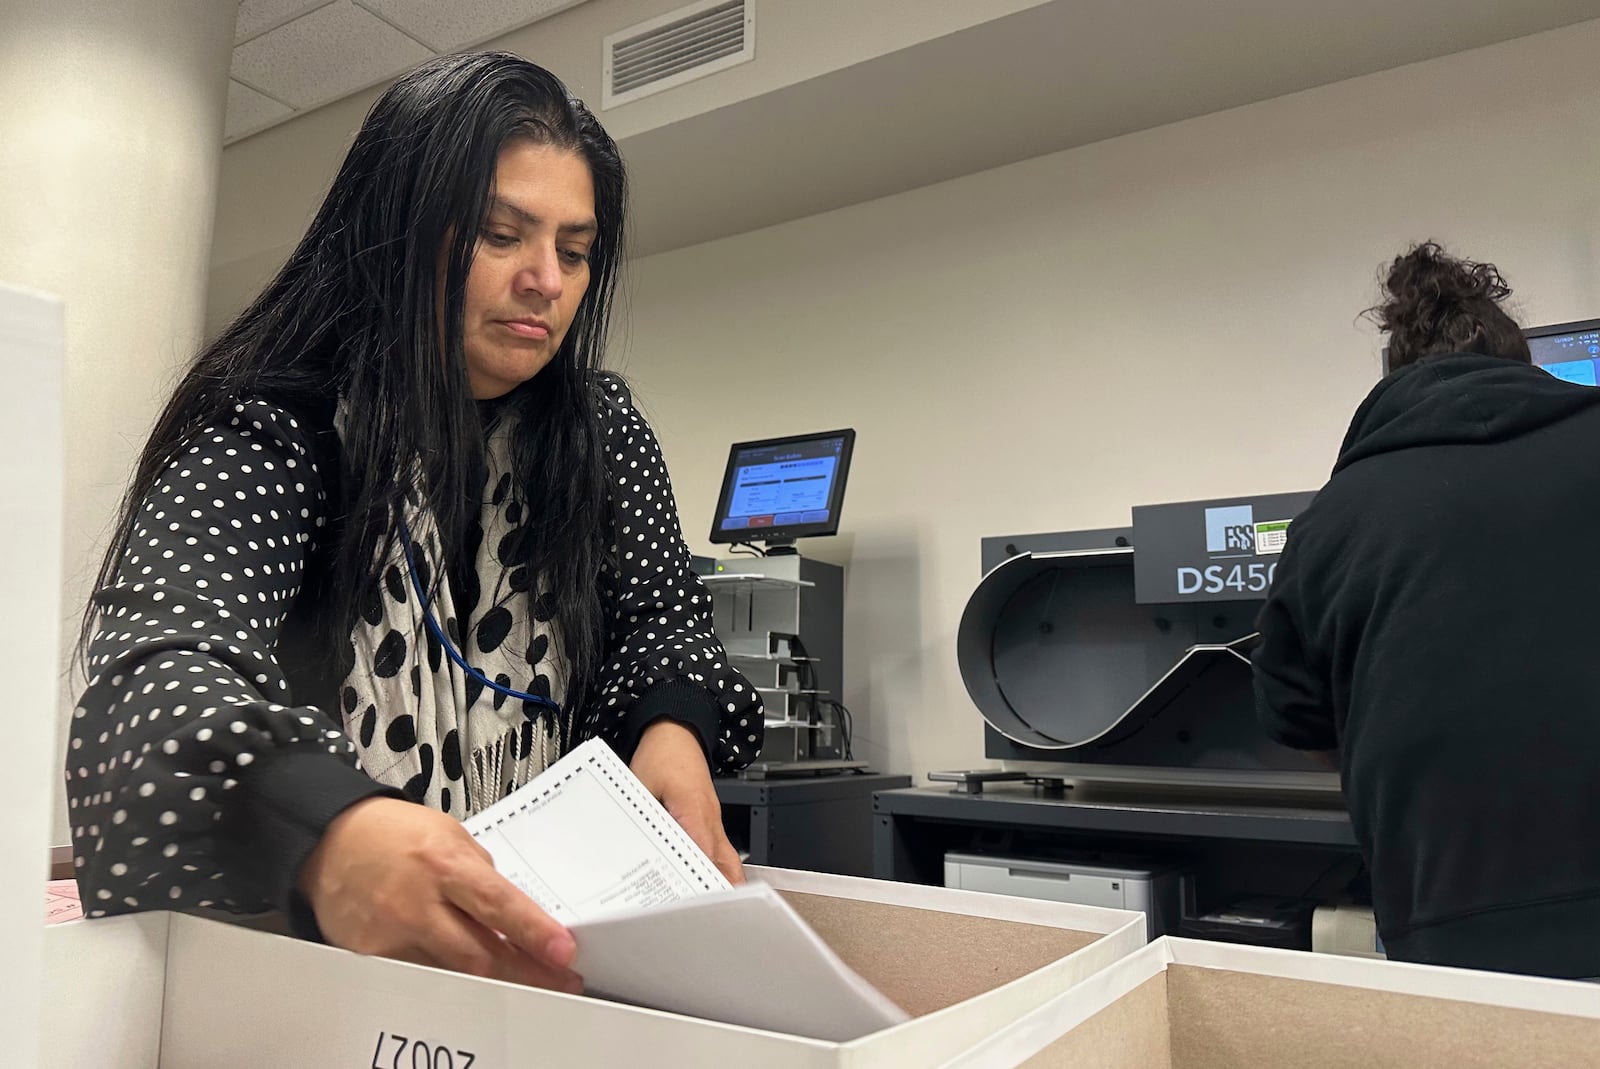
338,416,567,819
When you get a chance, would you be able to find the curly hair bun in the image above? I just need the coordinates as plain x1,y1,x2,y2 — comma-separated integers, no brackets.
1369,241,1528,370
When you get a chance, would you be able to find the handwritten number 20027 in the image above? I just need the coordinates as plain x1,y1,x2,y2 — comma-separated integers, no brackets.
371,1032,476,1069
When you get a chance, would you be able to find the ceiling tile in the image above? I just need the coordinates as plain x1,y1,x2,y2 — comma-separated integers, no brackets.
230,0,433,110
234,0,335,44
224,80,295,142
355,0,589,53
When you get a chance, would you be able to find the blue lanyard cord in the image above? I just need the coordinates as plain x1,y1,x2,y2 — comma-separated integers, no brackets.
396,523,563,717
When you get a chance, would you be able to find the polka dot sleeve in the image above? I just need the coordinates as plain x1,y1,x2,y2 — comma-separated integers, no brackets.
68,400,392,923
584,376,765,771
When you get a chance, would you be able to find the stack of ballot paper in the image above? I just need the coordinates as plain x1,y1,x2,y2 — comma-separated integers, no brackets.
465,738,910,1041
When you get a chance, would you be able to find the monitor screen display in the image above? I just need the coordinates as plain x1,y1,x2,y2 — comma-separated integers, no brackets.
1527,321,1600,386
710,429,855,544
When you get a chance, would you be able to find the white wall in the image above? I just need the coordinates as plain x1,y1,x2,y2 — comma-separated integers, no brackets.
0,0,237,843
616,20,1600,780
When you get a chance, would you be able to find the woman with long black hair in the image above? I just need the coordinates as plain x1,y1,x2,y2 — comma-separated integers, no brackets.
67,51,762,990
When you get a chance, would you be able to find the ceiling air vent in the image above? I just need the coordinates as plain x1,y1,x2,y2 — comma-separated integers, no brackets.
603,0,754,109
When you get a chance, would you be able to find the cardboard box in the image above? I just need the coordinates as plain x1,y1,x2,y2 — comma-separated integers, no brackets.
944,935,1600,1069
1,283,66,1069
43,866,1146,1068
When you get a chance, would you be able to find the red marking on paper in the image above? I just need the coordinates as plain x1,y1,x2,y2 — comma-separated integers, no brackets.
45,879,82,925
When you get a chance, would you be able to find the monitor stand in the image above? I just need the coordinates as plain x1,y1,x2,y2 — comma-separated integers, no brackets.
762,539,799,557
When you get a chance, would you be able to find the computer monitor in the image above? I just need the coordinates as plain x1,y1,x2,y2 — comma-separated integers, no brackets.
1525,319,1600,386
709,429,855,548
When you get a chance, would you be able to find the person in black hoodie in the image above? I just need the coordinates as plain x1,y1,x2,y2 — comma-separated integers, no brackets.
1254,241,1600,979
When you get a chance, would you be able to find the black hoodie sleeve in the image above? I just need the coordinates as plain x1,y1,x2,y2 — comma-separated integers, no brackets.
1252,540,1338,752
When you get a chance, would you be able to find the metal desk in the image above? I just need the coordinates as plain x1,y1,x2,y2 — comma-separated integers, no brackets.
874,784,1359,916
716,772,912,877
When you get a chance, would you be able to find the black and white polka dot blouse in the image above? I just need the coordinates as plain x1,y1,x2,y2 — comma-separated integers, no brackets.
68,374,763,925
